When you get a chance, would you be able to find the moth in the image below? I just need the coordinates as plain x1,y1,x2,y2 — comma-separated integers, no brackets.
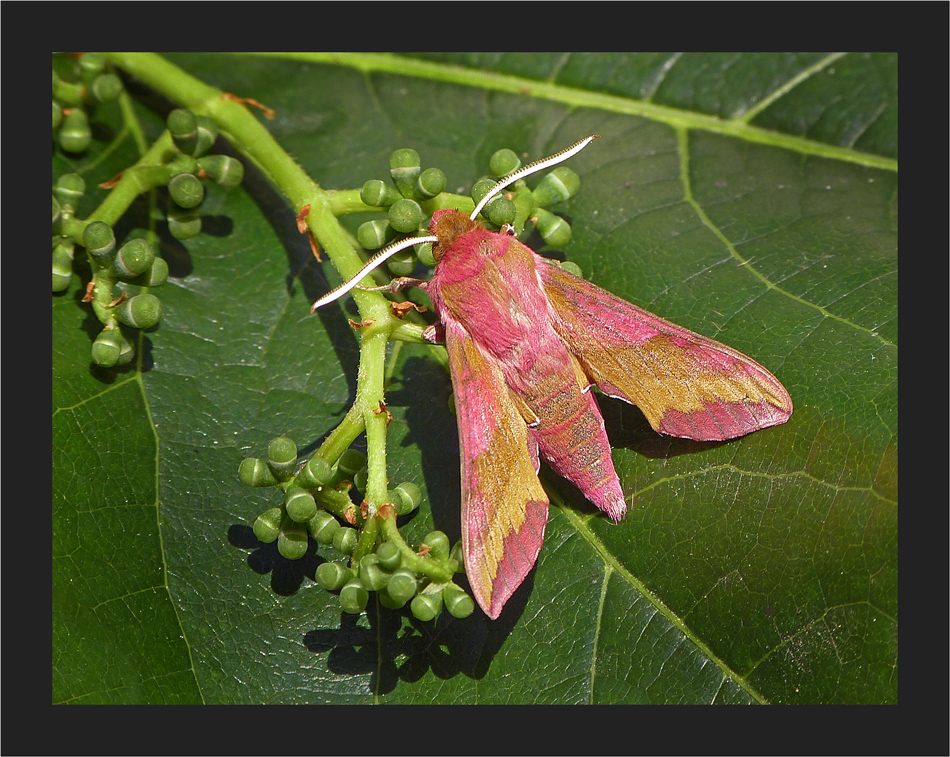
313,136,792,619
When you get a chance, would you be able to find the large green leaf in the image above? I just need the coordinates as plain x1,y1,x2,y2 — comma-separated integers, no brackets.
52,53,896,704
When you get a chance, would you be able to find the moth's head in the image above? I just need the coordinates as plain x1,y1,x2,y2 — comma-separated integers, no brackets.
429,209,481,263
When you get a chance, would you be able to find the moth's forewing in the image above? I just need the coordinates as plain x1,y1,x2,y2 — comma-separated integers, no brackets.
539,262,792,441
443,320,549,619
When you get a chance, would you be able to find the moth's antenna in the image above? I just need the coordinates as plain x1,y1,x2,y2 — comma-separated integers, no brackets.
469,135,600,221
310,233,437,311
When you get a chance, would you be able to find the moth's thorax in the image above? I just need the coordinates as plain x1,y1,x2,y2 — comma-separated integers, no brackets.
429,209,481,263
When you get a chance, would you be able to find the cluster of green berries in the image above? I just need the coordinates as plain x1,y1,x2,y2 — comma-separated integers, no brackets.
52,53,123,153
357,145,583,275
162,108,244,240
240,437,475,622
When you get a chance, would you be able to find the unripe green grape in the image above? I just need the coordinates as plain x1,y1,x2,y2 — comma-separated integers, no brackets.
416,167,447,199
332,526,358,556
470,178,498,208
79,53,106,84
358,554,389,592
533,207,571,248
167,108,198,155
114,331,136,366
169,173,204,209
238,457,279,487
388,198,424,234
167,202,201,240
277,517,309,560
360,179,401,208
192,116,218,158
128,256,169,288
53,100,63,129
316,561,354,591
357,219,394,251
386,569,418,604
532,166,581,207
389,148,421,197
416,241,435,268
266,436,297,479
559,260,583,278
410,591,443,622
485,196,516,227
422,530,450,560
52,72,83,107
377,588,407,610
490,148,521,178
285,487,317,523
391,481,422,516
54,173,85,210
376,541,402,572
386,249,416,277
197,155,243,188
112,238,155,278
83,221,116,265
295,455,333,489
90,73,122,103
449,540,464,568
337,449,367,479
307,510,341,545
59,109,91,153
91,327,122,368
339,579,369,614
116,293,162,329
52,243,74,292
252,507,283,544
443,583,475,618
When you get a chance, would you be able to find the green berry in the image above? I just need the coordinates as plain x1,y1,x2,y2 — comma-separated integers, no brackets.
443,583,475,619
339,579,369,614
470,178,498,208
285,487,318,523
385,569,418,604
532,166,581,207
416,167,447,199
277,517,309,560
112,238,155,278
559,260,583,278
376,541,402,572
415,241,435,268
53,100,63,130
114,331,136,366
307,510,341,545
192,116,218,158
357,219,394,251
533,207,572,248
52,243,74,292
128,256,169,288
295,456,333,489
391,482,422,516
422,530,450,560
386,249,416,277
485,196,516,227
410,591,443,622
490,148,521,178
377,588,407,610
79,53,106,84
252,507,283,544
116,293,162,329
59,109,91,153
167,202,201,240
197,155,243,188
316,561,354,591
83,221,116,265
352,468,368,494
388,198,424,234
90,73,122,103
54,173,85,210
332,526,358,556
238,457,279,487
91,328,122,368
266,436,297,480
337,449,367,478
389,148,421,197
169,173,204,209
167,109,198,155
360,179,401,208
358,554,389,592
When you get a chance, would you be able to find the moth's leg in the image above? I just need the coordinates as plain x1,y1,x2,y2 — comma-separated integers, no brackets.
422,323,446,344
356,276,428,295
